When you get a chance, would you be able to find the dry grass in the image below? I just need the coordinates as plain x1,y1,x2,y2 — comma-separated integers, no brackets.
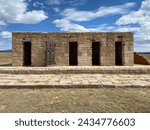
0,88,150,113
0,52,12,65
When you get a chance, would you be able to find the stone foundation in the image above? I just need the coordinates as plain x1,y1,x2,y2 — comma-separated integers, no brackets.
0,66,150,74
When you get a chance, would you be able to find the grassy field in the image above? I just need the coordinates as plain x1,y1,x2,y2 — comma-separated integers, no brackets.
0,88,150,113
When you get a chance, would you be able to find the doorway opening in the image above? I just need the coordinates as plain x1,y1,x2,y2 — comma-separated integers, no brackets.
23,42,31,66
69,42,78,66
115,42,123,65
92,42,100,65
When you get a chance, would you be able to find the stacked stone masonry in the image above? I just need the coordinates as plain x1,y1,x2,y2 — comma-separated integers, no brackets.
12,32,134,67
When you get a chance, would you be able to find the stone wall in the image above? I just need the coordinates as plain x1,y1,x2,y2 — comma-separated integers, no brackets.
12,32,134,66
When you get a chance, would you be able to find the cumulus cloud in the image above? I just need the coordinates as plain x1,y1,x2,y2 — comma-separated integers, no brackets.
47,0,87,6
116,0,149,27
0,0,48,25
116,0,150,51
61,2,135,22
116,0,150,37
91,25,139,32
53,18,140,33
53,19,89,32
116,11,143,25
53,2,138,32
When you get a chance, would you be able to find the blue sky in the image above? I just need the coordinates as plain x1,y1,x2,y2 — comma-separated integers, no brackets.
0,0,149,52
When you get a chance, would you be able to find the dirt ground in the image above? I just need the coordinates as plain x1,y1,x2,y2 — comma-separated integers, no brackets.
0,88,150,113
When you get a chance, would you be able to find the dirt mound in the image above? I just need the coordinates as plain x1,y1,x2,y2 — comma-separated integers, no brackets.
134,52,150,65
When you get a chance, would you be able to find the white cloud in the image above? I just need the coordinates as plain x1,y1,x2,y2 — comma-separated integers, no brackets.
53,19,89,32
61,2,135,22
53,18,147,51
116,11,143,25
47,0,87,6
67,0,88,7
0,31,12,39
53,2,137,33
116,0,150,36
115,26,140,32
33,1,44,8
53,18,140,32
15,10,47,24
115,0,150,52
47,0,62,5
0,0,48,25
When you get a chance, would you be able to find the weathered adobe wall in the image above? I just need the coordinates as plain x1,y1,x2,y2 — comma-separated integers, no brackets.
12,33,47,67
12,32,134,67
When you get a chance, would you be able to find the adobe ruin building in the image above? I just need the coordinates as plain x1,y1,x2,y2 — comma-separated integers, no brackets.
12,32,134,67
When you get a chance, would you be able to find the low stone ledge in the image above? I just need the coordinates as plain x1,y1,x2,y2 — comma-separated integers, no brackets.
0,73,149,88
0,66,150,74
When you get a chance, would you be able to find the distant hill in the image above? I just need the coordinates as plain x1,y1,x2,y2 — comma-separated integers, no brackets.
138,52,150,54
0,50,12,52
